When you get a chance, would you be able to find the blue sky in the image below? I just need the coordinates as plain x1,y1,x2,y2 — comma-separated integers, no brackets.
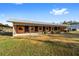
0,3,79,25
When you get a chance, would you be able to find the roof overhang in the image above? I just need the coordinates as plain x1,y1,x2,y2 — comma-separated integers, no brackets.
7,19,66,27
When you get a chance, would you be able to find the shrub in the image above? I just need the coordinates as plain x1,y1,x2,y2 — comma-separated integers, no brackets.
51,30,61,34
43,31,47,34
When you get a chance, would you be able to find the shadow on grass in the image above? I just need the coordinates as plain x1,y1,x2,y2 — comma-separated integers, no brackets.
33,39,78,48
32,39,79,55
0,32,12,36
62,33,79,38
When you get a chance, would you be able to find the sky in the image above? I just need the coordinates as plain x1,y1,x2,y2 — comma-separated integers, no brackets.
0,3,79,25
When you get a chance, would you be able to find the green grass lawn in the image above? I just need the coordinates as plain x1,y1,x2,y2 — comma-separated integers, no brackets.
0,34,79,56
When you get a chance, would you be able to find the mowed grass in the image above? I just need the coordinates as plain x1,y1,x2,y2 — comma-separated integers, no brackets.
0,34,79,56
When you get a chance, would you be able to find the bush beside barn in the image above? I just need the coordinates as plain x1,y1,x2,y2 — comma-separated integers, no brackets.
0,23,12,32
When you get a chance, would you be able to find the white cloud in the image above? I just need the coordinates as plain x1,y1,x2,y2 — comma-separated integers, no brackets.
0,14,13,26
50,8,69,15
14,3,23,5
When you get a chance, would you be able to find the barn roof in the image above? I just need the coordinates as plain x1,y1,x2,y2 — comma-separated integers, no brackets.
8,18,65,26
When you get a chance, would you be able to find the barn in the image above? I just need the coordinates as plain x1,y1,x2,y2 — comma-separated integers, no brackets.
8,19,66,36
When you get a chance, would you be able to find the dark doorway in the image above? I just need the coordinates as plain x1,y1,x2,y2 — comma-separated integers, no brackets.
54,26,57,30
43,27,45,31
25,26,29,32
35,26,38,32
49,27,51,31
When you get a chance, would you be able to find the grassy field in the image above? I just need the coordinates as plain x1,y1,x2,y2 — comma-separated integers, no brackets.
0,33,79,56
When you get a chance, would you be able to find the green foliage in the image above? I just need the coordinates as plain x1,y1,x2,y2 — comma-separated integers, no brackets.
43,31,47,34
62,21,79,25
51,30,61,34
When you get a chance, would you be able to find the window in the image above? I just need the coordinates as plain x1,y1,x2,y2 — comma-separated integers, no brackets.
47,27,48,30
31,27,34,30
19,27,23,30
